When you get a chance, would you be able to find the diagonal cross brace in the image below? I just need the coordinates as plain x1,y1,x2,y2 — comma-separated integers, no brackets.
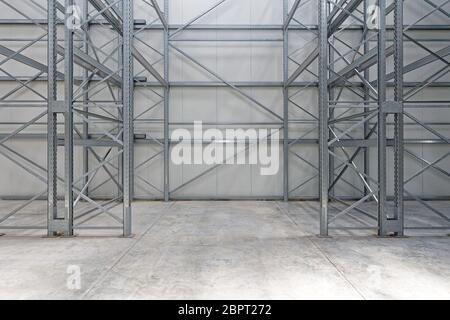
88,0,168,87
0,44,65,80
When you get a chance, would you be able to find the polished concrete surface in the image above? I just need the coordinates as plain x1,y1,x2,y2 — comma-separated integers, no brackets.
0,201,448,299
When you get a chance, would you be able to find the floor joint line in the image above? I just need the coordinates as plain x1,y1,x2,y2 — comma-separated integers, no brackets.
275,201,367,300
80,201,177,299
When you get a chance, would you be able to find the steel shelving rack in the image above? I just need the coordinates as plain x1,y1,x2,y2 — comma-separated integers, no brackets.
0,0,448,236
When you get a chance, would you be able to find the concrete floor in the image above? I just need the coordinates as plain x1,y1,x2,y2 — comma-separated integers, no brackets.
0,200,449,300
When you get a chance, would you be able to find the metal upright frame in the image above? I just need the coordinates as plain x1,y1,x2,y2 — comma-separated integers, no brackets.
314,0,406,236
47,0,134,236
400,0,450,233
0,0,448,237
314,0,449,236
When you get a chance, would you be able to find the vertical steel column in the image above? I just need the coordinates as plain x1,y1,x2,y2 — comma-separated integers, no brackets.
164,0,170,202
377,0,388,236
47,0,58,236
64,0,74,236
82,0,89,199
318,0,329,236
378,0,403,236
117,1,124,201
283,0,289,202
393,0,404,235
328,1,335,200
123,0,134,236
363,0,370,197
